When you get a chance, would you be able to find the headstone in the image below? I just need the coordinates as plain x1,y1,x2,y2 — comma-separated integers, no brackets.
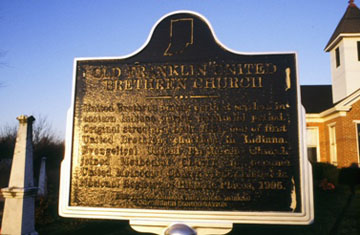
1,115,38,235
37,157,48,198
59,11,313,234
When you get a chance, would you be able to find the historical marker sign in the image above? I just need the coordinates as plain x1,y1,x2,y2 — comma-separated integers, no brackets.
59,11,313,232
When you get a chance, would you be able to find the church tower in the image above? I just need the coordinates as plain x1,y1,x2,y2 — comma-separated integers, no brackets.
325,0,360,103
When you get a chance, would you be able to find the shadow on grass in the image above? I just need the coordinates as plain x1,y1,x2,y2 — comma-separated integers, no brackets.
34,185,360,235
37,219,149,235
228,185,360,235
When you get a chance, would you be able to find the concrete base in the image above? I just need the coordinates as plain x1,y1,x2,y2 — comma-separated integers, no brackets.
1,188,38,235
1,198,38,235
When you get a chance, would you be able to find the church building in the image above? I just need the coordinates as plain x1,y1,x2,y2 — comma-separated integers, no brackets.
302,0,360,167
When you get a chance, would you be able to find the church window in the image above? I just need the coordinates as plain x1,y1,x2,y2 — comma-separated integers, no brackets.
328,123,337,166
357,41,360,61
356,123,360,164
306,127,319,163
335,47,340,67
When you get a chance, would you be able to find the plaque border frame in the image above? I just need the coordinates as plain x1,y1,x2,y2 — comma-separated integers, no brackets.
59,10,314,227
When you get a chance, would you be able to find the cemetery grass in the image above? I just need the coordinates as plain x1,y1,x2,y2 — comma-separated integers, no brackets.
34,185,360,235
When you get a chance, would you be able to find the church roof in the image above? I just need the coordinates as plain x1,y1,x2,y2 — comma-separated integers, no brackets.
325,1,360,51
301,85,333,113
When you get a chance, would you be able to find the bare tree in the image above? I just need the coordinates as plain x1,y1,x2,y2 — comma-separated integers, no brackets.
32,115,60,145
0,124,17,160
0,115,63,160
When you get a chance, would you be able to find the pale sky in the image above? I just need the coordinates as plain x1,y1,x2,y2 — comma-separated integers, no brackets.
0,0,351,138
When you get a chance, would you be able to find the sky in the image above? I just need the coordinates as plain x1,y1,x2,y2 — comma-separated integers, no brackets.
0,0,351,138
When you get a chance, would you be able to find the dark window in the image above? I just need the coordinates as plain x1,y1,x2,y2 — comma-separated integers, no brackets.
357,41,360,61
307,147,317,163
335,47,340,67
357,124,360,162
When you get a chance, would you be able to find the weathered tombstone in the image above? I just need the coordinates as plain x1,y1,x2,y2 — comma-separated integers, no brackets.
37,157,48,198
1,115,38,235
59,11,314,234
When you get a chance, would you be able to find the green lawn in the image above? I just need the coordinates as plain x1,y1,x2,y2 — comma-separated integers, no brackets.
34,185,360,235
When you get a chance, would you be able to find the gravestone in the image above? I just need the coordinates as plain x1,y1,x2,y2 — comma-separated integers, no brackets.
59,11,313,234
1,115,38,235
37,157,48,198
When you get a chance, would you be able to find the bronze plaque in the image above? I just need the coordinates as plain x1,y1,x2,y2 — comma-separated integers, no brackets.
68,13,303,213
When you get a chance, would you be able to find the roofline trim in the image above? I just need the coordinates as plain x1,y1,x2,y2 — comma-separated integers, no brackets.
306,111,347,123
325,33,360,52
318,106,350,117
336,88,360,106
305,89,360,120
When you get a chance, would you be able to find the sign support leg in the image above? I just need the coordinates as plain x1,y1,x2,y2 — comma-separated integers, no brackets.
165,224,197,235
130,220,233,235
